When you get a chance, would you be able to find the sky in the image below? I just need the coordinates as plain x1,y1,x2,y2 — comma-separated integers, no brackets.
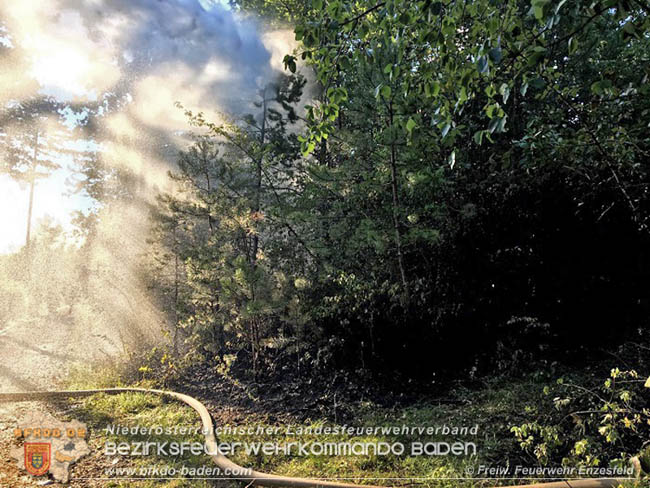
0,0,293,253
0,171,93,253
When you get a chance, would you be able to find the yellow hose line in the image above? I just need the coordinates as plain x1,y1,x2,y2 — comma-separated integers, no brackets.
0,389,627,488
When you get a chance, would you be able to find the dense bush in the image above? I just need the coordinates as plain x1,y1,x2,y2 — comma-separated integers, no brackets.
145,1,650,385
511,364,650,476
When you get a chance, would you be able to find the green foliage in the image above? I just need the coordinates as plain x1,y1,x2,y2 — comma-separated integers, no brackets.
151,75,308,375
289,0,650,233
176,0,650,381
512,368,650,474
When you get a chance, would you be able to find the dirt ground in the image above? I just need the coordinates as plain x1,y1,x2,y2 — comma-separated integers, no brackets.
0,316,123,487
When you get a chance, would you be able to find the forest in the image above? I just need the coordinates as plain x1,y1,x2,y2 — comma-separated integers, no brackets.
1,0,649,486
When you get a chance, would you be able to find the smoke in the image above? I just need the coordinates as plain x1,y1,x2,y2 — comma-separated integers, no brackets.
1,0,276,105
0,0,298,390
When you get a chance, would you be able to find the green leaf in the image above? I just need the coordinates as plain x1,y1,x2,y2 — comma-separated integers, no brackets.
442,19,456,37
527,50,546,67
644,377,650,388
488,47,502,64
441,122,451,138
459,86,468,103
431,81,441,97
591,79,612,95
532,0,550,21
448,149,456,169
384,63,393,74
622,21,637,40
488,115,507,134
496,114,507,133
406,118,417,133
381,85,392,99
488,116,500,134
530,77,545,90
499,83,510,104
477,56,489,74
283,55,297,73
591,81,603,95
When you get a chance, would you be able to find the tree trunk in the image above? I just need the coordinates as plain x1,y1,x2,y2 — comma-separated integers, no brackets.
203,146,215,234
173,225,180,354
251,88,267,267
249,86,268,380
25,131,39,248
388,104,408,295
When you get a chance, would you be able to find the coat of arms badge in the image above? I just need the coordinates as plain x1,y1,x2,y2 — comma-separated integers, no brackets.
24,442,51,476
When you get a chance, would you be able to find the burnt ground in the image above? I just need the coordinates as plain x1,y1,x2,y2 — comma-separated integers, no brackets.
169,360,421,426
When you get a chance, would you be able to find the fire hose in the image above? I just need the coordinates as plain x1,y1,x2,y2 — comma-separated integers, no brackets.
0,388,628,488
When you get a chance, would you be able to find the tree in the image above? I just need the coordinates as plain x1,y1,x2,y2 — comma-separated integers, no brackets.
152,73,306,375
150,0,650,379
0,98,64,248
224,0,650,375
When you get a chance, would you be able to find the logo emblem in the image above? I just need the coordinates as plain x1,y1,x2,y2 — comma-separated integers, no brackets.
24,442,51,476
11,413,90,482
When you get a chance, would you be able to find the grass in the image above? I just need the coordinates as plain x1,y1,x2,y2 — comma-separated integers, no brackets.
57,364,643,488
